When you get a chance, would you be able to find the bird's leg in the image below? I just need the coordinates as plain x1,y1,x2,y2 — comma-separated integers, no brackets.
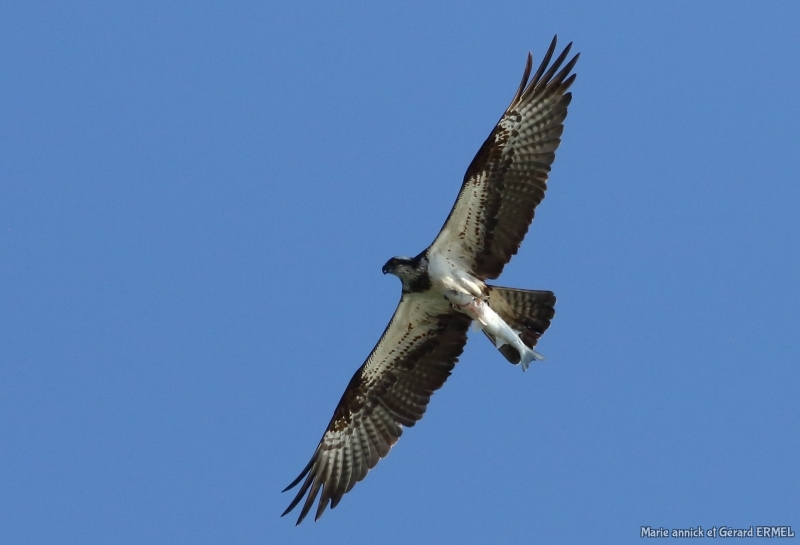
446,290,487,325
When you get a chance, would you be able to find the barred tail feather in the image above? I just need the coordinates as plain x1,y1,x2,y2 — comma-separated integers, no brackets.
484,285,556,369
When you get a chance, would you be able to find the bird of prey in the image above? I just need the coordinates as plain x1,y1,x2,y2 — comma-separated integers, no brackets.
282,36,578,525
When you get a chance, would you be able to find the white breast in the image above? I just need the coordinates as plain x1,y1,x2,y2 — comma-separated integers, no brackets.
427,250,484,297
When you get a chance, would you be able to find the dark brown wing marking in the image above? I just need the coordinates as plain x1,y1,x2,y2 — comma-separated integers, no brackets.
282,293,471,524
430,36,578,279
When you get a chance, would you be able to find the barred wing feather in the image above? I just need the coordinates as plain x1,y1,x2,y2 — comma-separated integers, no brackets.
281,293,471,524
430,36,578,279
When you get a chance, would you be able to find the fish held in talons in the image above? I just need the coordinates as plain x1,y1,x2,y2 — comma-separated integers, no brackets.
446,291,543,370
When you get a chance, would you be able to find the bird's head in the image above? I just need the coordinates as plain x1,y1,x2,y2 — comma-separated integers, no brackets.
382,254,429,292
382,256,415,277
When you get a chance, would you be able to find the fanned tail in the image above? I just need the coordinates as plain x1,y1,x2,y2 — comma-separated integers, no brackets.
483,285,556,370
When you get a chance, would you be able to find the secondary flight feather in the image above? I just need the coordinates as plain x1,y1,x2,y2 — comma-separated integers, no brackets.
282,36,578,524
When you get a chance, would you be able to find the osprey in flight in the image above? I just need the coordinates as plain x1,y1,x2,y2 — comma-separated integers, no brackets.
283,36,578,524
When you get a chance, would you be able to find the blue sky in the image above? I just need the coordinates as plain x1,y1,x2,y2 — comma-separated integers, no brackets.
2,1,799,543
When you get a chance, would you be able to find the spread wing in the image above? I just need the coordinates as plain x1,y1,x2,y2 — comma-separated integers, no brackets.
430,36,578,279
281,293,471,525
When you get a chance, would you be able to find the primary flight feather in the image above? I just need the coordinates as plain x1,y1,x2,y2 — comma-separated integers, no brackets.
282,36,578,525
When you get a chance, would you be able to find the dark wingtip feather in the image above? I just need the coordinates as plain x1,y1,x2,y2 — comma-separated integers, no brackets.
281,474,313,518
538,42,572,86
330,492,345,509
510,52,533,106
296,477,323,525
552,53,580,88
529,35,558,89
281,454,319,521
562,74,577,94
314,496,330,522
281,478,301,494
282,456,314,492
314,451,340,522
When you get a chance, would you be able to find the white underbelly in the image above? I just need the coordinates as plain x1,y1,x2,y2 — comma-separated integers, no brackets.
427,251,484,297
